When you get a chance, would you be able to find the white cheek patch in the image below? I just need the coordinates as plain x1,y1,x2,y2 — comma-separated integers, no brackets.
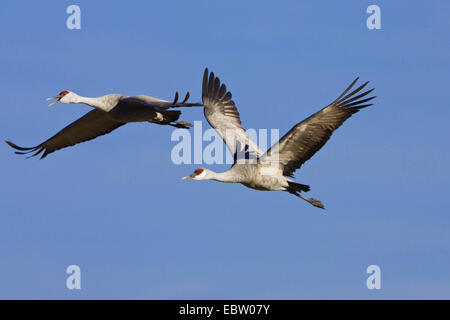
198,170,207,178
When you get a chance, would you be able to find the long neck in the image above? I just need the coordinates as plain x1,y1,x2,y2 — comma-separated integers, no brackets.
209,170,240,183
72,95,110,111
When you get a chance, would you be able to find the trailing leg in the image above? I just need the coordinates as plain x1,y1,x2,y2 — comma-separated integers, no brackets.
286,182,325,209
296,193,325,209
169,121,193,129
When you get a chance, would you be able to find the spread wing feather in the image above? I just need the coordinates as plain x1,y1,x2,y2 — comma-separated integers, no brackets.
6,109,125,159
202,68,263,158
261,77,375,177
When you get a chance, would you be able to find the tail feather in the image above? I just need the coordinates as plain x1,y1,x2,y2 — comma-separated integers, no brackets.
287,182,325,209
287,181,310,193
160,110,181,123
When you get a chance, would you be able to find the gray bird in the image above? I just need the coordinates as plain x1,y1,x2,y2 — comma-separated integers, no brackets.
6,90,201,159
182,68,375,209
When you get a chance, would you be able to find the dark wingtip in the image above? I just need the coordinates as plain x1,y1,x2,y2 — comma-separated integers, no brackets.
202,68,209,97
184,102,203,107
6,140,44,158
172,91,179,104
181,92,190,104
203,68,209,84
6,140,31,151
171,91,203,108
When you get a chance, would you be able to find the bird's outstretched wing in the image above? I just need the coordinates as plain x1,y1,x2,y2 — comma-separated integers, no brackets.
202,68,263,159
6,109,125,159
260,77,375,177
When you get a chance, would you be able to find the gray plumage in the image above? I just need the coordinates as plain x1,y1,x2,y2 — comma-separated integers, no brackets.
182,69,376,210
6,91,201,159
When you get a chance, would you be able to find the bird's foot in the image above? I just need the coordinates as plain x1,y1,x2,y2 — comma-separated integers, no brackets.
171,121,193,129
308,198,325,210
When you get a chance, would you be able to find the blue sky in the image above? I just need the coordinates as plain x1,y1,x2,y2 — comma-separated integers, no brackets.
0,0,449,299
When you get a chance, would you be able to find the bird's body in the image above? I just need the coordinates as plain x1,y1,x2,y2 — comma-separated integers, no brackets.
182,69,376,209
6,90,201,159
207,164,286,191
73,93,180,123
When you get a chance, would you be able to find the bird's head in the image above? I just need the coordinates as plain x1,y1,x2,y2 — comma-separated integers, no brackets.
47,90,77,106
181,168,210,181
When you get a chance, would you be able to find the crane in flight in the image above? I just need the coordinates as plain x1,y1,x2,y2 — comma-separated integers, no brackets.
182,69,375,209
6,90,201,159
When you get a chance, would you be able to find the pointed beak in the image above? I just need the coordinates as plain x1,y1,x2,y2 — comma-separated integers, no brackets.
181,173,196,180
46,95,61,107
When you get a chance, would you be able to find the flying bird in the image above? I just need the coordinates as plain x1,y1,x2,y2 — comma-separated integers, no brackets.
6,90,201,159
182,69,375,209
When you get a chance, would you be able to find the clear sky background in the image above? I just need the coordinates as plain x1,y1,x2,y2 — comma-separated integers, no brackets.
0,1,449,299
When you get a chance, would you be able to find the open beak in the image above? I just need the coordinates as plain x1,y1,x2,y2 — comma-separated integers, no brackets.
46,95,61,107
181,173,196,180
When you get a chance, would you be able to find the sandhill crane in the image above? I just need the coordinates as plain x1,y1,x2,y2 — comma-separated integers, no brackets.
6,90,201,159
182,69,375,209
